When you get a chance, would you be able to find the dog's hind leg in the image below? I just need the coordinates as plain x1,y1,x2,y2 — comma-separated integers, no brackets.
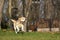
21,25,24,32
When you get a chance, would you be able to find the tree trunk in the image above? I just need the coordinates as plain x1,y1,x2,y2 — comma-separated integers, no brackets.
23,0,32,32
0,0,4,30
1,0,9,29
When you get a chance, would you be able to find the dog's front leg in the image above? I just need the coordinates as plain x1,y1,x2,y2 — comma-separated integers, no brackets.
14,23,17,33
14,26,17,33
14,27,17,33
16,26,20,33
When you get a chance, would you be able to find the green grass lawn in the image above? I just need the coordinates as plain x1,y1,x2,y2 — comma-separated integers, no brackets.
0,30,60,40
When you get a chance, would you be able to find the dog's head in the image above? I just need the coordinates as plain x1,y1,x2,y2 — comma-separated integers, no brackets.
18,17,26,22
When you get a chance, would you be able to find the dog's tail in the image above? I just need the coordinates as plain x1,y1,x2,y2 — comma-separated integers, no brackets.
11,19,16,23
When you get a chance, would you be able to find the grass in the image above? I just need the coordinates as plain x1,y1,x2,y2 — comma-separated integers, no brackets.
0,30,60,40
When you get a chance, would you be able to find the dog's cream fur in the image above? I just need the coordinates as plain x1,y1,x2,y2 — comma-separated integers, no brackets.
11,17,25,33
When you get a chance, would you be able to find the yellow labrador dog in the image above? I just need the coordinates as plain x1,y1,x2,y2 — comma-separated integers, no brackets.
11,17,25,33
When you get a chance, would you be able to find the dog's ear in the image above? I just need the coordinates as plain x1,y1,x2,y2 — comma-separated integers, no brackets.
10,19,16,23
